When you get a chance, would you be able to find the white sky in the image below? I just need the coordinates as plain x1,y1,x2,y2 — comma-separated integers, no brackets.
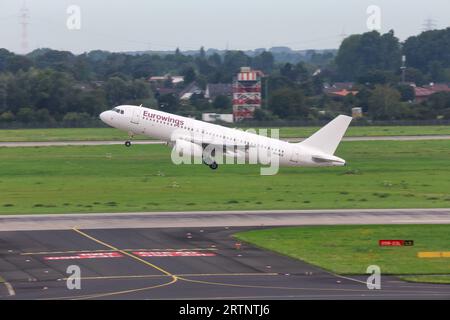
0,0,449,54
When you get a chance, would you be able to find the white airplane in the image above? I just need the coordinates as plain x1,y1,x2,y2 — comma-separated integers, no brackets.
99,105,351,170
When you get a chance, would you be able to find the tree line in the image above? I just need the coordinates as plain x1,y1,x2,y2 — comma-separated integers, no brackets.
0,27,449,127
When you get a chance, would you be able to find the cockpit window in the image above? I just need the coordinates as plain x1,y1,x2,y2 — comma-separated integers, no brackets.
112,107,123,114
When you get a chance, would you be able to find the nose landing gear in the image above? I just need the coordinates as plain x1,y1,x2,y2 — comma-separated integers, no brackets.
124,132,134,147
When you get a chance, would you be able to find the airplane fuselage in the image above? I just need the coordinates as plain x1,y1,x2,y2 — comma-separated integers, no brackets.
100,105,347,168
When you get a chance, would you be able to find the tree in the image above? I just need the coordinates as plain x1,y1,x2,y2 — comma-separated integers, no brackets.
16,107,36,123
268,75,294,92
207,53,222,67
105,77,129,105
311,75,324,95
357,70,398,85
0,111,14,122
158,94,179,113
130,79,152,100
223,51,250,75
426,92,450,112
35,108,54,123
403,28,450,76
367,85,402,120
0,75,7,112
212,95,231,110
0,49,13,72
335,30,402,81
6,55,32,73
396,84,415,102
254,108,276,121
199,46,206,59
68,89,107,116
252,51,274,73
33,49,76,73
280,62,308,82
182,66,196,84
269,88,308,119
404,68,427,86
129,54,156,79
62,112,91,126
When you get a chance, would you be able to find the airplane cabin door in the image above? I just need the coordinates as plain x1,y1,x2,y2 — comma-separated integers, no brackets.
290,150,300,163
131,107,141,124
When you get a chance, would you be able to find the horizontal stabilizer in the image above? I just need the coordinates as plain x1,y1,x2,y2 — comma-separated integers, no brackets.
312,154,345,165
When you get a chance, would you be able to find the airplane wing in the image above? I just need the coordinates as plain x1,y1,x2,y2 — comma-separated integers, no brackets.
174,134,248,148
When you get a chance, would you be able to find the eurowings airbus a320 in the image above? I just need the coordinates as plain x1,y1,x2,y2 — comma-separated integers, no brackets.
100,105,351,170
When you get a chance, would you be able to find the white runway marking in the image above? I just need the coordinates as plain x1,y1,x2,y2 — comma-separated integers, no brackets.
4,282,15,296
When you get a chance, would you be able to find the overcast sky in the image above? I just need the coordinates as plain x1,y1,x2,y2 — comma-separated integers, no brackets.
0,0,449,54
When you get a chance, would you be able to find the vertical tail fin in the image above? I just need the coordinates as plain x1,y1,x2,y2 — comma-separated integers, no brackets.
299,115,352,155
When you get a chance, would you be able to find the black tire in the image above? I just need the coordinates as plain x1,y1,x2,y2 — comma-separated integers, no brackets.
209,162,218,170
125,141,132,147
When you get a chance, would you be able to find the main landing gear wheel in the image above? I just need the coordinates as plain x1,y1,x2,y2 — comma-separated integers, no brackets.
125,140,132,147
209,162,218,170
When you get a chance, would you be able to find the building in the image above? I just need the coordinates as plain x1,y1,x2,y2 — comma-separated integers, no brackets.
204,83,233,101
323,82,358,97
179,82,203,101
232,67,263,121
155,87,179,95
202,113,234,123
352,107,363,118
414,83,450,103
327,89,359,97
148,75,184,85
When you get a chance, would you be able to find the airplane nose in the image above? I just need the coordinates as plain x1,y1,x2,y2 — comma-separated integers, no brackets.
99,111,108,123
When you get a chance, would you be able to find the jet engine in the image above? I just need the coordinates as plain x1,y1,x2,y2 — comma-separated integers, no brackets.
172,139,203,159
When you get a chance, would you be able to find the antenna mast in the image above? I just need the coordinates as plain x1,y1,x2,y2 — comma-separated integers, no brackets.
19,1,30,54
422,18,437,32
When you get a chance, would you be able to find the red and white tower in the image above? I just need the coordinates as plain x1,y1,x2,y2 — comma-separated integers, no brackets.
232,67,262,121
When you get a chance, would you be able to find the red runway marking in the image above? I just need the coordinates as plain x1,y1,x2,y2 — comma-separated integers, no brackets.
133,251,216,257
43,250,217,260
44,252,123,260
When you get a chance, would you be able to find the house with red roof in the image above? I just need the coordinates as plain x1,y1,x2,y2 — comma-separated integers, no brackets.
414,83,450,102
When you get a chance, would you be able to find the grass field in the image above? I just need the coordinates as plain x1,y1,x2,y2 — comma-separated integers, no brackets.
278,125,450,138
0,125,449,142
0,140,449,215
399,275,450,284
234,225,450,283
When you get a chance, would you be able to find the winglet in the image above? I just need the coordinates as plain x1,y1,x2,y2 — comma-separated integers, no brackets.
299,115,352,155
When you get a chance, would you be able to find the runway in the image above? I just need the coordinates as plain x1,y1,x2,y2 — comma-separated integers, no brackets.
1,226,449,300
1,135,449,147
0,208,449,231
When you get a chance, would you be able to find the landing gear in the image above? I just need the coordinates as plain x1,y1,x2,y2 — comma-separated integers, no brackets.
209,162,218,170
125,132,134,147
202,155,218,170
